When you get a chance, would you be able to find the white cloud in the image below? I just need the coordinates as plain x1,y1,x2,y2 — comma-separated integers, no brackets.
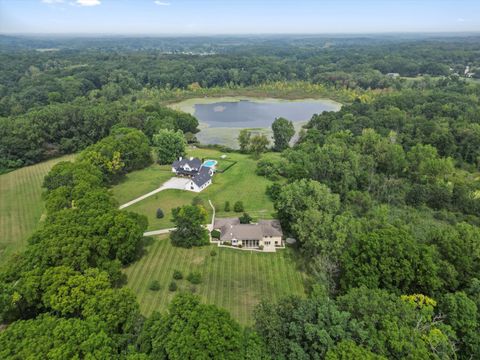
42,0,64,4
154,1,171,5
457,18,466,23
76,0,101,6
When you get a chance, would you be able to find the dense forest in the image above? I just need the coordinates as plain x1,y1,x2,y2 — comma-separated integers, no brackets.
1,35,479,359
1,34,480,171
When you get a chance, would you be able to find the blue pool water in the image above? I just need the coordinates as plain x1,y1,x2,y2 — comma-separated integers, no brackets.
202,160,217,168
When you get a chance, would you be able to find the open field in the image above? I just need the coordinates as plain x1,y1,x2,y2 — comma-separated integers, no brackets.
111,163,173,205
0,154,75,262
112,148,277,231
124,235,306,325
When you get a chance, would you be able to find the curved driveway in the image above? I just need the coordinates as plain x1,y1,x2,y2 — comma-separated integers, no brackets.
119,177,190,210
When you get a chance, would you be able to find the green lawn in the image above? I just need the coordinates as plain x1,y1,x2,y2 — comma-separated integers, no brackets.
125,235,306,325
111,163,173,205
112,148,277,231
0,154,75,262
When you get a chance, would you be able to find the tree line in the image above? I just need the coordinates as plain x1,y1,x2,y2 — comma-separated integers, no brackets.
2,35,479,118
0,99,198,172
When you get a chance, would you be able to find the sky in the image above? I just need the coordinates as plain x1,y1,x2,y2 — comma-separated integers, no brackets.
0,0,479,35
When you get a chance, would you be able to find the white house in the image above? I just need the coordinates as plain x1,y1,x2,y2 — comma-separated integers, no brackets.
172,157,202,175
185,166,213,192
171,157,213,192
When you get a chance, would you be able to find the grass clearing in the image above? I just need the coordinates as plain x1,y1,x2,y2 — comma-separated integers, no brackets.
111,163,173,205
112,148,277,231
124,235,306,325
0,154,75,262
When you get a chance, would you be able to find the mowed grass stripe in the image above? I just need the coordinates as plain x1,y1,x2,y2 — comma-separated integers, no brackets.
248,253,254,319
17,168,31,245
203,249,218,304
125,239,306,325
0,154,75,262
212,246,223,307
146,240,170,313
198,247,211,301
133,239,164,313
269,254,280,303
285,252,303,294
150,239,177,313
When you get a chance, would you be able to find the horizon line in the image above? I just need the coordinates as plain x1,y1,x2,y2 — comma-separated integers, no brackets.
2,31,480,37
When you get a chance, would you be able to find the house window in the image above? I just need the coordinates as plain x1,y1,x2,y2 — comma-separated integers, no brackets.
265,241,270,245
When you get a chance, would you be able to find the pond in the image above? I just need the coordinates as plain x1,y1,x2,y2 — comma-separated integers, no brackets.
170,97,341,147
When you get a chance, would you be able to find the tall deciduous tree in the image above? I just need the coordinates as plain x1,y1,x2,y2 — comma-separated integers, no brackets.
254,286,355,359
438,292,480,358
170,205,209,248
272,117,295,151
137,293,269,359
340,226,441,295
238,129,251,153
274,179,340,234
0,315,118,359
153,129,186,165
250,134,270,159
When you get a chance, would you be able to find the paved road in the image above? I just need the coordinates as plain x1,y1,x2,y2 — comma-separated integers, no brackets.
119,177,190,210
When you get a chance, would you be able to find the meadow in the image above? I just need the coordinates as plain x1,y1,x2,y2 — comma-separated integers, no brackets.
112,148,278,231
111,163,173,205
0,154,75,262
124,235,306,325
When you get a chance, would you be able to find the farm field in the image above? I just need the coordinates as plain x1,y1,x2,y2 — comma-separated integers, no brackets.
0,154,75,262
112,148,278,231
124,235,306,325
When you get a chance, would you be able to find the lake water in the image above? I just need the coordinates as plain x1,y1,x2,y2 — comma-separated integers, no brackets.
193,99,340,128
170,97,341,147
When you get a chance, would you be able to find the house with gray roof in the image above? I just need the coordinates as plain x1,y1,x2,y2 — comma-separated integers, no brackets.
186,166,213,192
172,157,213,192
172,157,202,176
213,218,283,252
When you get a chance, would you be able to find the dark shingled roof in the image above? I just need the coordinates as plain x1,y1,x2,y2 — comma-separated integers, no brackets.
191,166,212,187
172,157,202,170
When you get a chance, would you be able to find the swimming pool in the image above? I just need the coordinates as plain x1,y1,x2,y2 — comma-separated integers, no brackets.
202,160,218,168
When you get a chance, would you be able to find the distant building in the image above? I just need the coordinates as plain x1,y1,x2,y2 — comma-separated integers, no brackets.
386,73,400,78
213,218,283,252
172,157,213,192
